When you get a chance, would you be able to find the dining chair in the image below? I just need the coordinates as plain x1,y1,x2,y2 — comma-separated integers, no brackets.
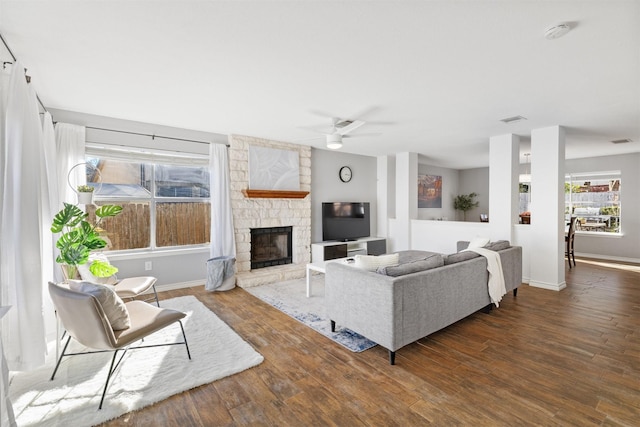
565,216,578,268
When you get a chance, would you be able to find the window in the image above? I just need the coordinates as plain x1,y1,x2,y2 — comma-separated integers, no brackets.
85,155,211,251
565,172,621,234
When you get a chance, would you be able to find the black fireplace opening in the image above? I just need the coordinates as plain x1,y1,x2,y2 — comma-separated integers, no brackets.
250,226,293,270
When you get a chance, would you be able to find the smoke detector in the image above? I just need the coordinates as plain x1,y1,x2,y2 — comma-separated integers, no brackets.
545,23,571,40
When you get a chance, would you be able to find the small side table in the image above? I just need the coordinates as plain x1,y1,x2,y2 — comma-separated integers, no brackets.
305,258,350,297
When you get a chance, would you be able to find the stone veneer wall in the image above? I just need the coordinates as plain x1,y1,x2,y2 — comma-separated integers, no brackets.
229,134,311,287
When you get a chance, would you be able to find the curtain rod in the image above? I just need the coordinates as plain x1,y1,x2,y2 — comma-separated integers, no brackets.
85,126,229,146
0,32,48,113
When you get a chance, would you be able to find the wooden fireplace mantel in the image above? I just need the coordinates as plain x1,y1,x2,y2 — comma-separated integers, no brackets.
242,189,309,199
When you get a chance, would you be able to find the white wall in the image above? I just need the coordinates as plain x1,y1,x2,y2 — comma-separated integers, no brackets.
310,148,378,243
459,167,489,222
566,153,640,262
411,220,491,254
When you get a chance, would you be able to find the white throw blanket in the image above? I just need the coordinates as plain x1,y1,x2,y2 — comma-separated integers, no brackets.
464,247,507,307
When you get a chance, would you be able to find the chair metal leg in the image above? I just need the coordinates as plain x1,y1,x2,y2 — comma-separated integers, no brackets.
99,350,120,410
151,284,160,307
50,336,72,381
178,320,191,360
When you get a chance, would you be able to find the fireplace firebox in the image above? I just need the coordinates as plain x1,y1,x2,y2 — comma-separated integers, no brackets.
250,226,293,270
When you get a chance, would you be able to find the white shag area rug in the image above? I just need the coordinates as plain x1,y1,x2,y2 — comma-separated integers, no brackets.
246,275,377,353
9,295,264,427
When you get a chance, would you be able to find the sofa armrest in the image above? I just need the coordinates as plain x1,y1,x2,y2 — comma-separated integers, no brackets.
325,262,402,351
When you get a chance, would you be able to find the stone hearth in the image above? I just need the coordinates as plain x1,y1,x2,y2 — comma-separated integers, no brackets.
229,135,311,287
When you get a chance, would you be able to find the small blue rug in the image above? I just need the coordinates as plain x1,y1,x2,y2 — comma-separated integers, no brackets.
246,276,377,352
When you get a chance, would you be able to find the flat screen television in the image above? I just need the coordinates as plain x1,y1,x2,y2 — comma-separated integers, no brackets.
322,202,370,241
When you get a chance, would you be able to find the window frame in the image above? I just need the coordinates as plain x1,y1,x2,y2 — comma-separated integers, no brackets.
86,150,211,254
565,171,621,236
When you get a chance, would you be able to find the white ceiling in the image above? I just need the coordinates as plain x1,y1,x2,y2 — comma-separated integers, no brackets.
1,1,638,169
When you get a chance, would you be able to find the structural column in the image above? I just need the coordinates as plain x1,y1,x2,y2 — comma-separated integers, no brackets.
489,134,519,242
395,152,418,251
376,155,390,239
529,126,566,291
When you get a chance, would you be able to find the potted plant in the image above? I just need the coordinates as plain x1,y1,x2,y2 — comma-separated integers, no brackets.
51,202,123,280
453,192,479,221
76,184,95,205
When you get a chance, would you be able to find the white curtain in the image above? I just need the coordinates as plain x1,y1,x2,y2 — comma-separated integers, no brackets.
41,112,60,319
0,61,47,371
209,143,236,258
55,122,85,205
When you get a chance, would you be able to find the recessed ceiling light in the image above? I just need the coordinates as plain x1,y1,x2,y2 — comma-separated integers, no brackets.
545,23,571,40
500,115,527,124
610,138,632,144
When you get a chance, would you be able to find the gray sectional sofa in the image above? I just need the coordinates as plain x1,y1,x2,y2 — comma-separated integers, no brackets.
325,241,522,364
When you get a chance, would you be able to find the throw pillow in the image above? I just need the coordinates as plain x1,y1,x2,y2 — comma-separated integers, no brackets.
377,254,445,276
444,251,481,265
68,281,131,330
354,253,400,272
484,240,510,251
77,253,118,286
467,236,490,249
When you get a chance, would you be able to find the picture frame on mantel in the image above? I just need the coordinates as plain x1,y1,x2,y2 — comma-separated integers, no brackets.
248,146,300,191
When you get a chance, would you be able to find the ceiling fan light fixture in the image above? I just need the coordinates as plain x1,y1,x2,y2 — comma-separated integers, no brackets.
326,134,343,149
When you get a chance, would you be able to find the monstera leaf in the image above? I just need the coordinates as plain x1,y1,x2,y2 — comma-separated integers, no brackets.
89,259,119,278
51,203,87,233
51,202,123,277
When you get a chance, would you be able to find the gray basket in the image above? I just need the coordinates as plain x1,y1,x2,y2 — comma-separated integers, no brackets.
206,256,236,291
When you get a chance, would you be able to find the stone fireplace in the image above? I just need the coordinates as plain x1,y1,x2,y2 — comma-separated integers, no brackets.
250,226,292,269
229,135,311,287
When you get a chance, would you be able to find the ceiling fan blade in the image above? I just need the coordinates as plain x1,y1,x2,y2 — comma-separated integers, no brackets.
342,132,381,138
337,120,365,135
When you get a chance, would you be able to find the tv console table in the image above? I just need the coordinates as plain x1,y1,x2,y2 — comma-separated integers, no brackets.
311,237,386,263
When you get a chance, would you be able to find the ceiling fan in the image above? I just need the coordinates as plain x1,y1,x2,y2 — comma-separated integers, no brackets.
303,117,368,149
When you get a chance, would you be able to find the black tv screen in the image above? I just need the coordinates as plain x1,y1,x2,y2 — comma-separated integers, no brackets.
322,202,370,241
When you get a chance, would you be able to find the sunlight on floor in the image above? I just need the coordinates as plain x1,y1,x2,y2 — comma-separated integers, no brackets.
577,258,640,273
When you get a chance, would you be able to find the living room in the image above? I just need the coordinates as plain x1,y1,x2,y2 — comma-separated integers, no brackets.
1,1,639,426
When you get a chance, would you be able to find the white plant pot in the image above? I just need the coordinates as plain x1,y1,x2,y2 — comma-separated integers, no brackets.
77,192,94,205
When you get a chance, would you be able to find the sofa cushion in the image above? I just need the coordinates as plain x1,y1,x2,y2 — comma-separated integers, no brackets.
484,240,511,251
444,251,481,265
377,254,444,276
396,250,441,264
354,253,399,271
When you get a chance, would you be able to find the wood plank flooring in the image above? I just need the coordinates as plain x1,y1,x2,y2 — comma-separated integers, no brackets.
103,258,639,426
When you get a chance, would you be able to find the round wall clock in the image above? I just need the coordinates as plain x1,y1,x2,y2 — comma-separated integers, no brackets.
339,166,352,183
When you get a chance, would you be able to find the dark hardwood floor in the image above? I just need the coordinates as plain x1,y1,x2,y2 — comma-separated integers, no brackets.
103,258,639,426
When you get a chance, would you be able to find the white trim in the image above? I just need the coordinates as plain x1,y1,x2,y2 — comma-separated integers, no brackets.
529,280,567,291
155,280,205,293
107,246,209,261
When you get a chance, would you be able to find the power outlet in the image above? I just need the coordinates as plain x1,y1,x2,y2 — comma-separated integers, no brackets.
144,261,152,271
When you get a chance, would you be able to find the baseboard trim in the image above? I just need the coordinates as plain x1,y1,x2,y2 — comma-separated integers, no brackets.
528,280,567,291
155,280,204,293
